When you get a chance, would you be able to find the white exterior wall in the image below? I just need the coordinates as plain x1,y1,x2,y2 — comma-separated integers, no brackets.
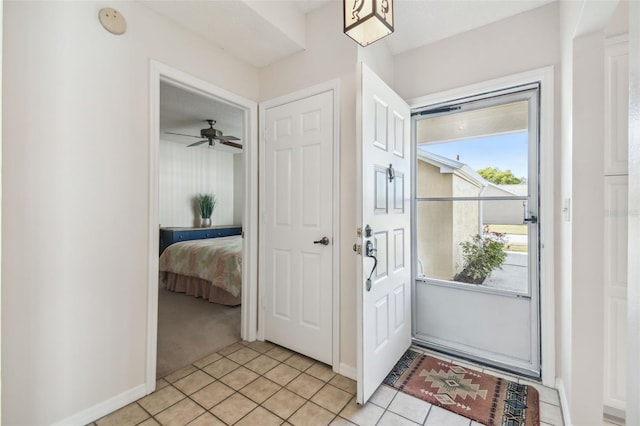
482,185,525,225
1,2,258,424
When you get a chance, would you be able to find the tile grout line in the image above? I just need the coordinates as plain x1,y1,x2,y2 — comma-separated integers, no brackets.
201,346,344,425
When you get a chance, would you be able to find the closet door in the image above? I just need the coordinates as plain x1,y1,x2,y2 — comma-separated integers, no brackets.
604,175,628,411
603,35,628,413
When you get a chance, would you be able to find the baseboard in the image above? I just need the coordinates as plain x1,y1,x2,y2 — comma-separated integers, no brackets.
603,405,626,424
556,378,572,426
338,363,357,380
51,384,147,426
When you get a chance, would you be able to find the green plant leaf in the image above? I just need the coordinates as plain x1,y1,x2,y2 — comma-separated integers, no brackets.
196,193,217,218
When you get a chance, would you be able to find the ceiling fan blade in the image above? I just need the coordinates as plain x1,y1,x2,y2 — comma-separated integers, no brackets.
187,140,209,147
165,131,202,139
218,135,240,141
221,141,243,149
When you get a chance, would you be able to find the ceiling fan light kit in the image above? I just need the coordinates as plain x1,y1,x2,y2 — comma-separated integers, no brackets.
343,0,394,47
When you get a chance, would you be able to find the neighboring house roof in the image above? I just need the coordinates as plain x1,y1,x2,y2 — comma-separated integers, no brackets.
417,150,521,196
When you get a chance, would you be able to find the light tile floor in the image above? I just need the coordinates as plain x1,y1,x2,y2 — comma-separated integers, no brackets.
93,341,566,426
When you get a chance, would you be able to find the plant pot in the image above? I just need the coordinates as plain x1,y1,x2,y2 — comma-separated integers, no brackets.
201,217,211,227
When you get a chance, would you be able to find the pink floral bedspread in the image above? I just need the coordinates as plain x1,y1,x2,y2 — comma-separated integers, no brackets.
159,236,242,297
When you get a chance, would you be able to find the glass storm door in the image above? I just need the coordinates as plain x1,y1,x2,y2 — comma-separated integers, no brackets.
412,85,541,377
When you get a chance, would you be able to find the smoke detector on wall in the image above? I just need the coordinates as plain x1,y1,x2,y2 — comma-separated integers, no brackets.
99,8,127,35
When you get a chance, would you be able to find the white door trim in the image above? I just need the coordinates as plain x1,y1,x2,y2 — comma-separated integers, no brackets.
147,60,258,393
628,3,640,424
258,80,341,370
409,66,556,387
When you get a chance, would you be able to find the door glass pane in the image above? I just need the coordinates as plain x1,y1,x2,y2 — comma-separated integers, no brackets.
416,101,529,198
414,98,532,296
411,87,540,376
416,199,529,295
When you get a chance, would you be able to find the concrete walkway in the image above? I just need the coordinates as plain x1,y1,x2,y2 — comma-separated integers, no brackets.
483,252,528,294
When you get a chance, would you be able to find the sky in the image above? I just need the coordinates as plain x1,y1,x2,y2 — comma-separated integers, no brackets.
419,132,529,180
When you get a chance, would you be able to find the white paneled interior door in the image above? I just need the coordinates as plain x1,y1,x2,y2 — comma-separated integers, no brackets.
262,90,334,364
603,35,629,413
604,175,628,410
357,63,412,404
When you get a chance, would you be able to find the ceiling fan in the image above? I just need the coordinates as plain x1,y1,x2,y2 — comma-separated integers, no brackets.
165,119,242,149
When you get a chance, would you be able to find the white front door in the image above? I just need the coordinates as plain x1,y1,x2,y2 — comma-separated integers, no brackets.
261,89,334,364
357,64,412,404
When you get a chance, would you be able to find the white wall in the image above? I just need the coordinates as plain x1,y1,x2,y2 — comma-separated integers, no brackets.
1,1,258,424
558,2,621,424
558,2,581,415
394,3,561,101
159,140,237,227
260,1,362,372
570,32,606,424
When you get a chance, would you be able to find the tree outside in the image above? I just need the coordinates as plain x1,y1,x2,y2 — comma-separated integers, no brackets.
477,167,523,185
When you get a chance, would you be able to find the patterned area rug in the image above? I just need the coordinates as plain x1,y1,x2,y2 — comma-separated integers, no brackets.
384,350,540,426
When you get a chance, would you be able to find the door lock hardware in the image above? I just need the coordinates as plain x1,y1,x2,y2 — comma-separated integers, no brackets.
353,244,362,254
314,236,330,245
522,201,538,224
364,224,372,238
365,240,377,292
387,163,395,182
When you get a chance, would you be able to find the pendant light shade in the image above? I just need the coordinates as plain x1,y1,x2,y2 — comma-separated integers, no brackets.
343,0,394,47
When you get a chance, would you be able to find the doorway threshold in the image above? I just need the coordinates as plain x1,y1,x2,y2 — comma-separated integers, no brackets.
410,340,540,382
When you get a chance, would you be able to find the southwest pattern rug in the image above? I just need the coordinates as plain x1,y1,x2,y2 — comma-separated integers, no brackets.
383,350,540,426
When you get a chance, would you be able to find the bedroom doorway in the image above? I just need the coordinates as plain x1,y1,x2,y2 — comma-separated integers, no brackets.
147,61,258,391
155,81,246,378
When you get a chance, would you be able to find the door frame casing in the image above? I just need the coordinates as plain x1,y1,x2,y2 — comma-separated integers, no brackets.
257,80,341,370
408,66,556,387
147,61,259,393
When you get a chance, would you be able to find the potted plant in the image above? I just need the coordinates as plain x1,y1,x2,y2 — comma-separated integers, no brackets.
454,226,508,284
196,193,216,227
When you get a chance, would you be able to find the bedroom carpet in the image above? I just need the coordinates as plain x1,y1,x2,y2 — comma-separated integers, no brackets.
157,288,241,378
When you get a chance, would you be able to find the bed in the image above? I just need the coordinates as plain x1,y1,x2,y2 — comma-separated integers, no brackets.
159,235,242,306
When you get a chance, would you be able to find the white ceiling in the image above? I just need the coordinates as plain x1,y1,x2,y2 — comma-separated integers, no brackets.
160,82,245,153
143,0,555,68
154,0,555,151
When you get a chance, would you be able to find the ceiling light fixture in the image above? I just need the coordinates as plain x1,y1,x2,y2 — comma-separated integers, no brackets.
343,0,394,47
